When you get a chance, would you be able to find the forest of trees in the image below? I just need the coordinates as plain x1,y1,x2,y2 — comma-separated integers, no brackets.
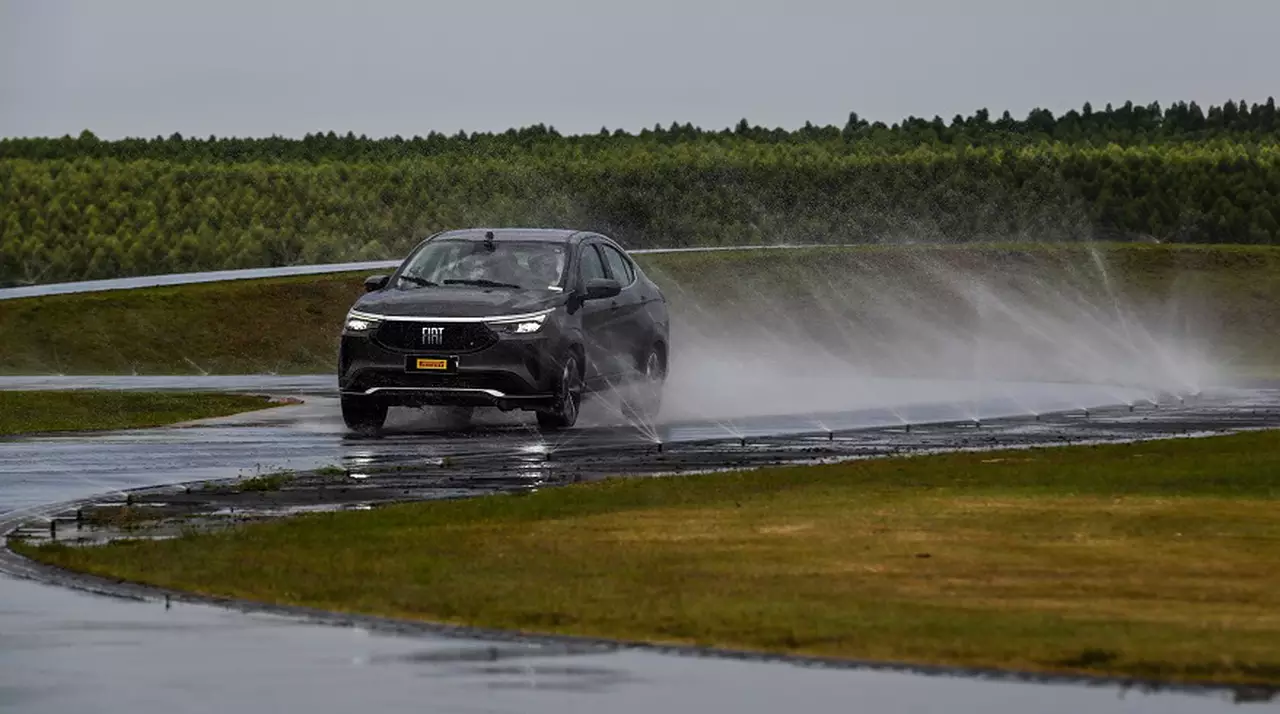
1,100,1277,286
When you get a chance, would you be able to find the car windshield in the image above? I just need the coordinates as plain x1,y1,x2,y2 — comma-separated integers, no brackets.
394,239,567,290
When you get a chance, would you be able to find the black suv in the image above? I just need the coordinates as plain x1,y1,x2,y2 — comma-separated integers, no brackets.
338,228,670,432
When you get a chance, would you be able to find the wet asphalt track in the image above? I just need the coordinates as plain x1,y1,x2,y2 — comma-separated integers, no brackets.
3,376,1280,713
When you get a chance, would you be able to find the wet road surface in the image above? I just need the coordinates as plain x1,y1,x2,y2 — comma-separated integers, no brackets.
6,571,1258,714
2,376,1279,713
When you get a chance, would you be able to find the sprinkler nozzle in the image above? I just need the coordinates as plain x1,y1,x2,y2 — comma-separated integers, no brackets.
49,519,56,537
740,437,748,448
904,423,912,433
1034,413,1042,421
1128,404,1135,412
973,420,981,429
827,431,834,441
656,442,664,453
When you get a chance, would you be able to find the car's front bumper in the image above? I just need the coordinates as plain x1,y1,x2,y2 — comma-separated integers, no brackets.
338,329,565,411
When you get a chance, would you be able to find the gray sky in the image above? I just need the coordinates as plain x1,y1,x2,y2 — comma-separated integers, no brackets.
2,0,1277,139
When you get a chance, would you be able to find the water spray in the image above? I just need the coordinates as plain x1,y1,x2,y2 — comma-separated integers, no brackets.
649,235,1218,437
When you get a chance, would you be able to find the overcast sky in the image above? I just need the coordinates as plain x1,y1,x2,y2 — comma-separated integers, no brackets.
2,0,1277,139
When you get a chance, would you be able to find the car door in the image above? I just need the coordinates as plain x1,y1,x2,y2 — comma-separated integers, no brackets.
597,241,646,374
575,241,619,386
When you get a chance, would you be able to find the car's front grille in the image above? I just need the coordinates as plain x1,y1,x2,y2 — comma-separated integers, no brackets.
373,321,497,353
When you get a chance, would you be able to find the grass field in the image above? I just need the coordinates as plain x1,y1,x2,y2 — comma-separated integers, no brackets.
0,390,276,435
0,243,1277,377
16,430,1280,686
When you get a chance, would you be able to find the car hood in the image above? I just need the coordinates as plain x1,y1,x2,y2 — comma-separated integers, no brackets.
353,286,566,318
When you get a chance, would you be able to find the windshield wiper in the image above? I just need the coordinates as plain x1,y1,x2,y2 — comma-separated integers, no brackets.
397,275,438,288
444,279,523,289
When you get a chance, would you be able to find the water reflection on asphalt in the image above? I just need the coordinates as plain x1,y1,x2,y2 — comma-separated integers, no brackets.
1,575,1257,714
2,378,1278,713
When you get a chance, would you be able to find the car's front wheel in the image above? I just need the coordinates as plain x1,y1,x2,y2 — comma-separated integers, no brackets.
341,395,388,433
537,352,583,431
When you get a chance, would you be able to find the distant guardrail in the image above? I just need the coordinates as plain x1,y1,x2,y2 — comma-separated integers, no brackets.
0,244,839,301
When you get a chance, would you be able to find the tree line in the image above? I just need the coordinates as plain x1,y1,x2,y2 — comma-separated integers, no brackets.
1,99,1278,163
2,140,1277,286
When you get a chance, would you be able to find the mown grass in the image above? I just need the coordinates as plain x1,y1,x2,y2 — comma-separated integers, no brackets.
0,390,274,436
1,243,1278,376
0,272,368,374
17,430,1280,686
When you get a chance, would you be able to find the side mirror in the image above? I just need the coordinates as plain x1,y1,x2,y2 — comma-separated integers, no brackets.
583,278,621,301
364,274,389,292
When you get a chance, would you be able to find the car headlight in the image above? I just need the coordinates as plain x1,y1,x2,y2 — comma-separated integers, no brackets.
344,311,380,333
489,312,550,335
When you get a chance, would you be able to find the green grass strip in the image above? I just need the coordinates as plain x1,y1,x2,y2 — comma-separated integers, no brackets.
0,390,275,435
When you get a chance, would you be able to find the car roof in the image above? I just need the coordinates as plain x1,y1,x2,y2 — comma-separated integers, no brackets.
431,228,588,244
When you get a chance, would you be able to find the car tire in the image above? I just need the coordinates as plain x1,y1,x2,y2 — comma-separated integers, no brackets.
537,352,583,431
621,346,665,423
341,395,388,433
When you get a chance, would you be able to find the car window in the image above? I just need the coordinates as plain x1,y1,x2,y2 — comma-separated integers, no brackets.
396,239,566,290
600,245,635,285
578,244,608,283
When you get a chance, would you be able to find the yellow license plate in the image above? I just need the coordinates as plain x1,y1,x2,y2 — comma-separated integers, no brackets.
415,358,449,371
